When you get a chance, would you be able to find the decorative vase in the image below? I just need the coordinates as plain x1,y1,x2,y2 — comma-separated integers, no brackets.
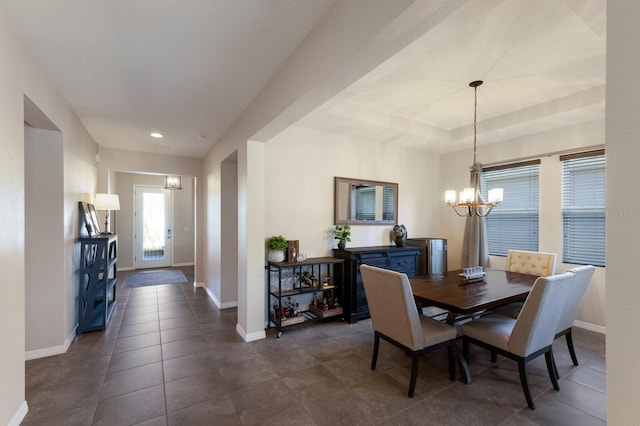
337,240,346,250
393,224,407,247
267,250,285,263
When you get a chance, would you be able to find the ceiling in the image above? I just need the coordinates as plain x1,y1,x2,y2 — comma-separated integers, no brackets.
1,0,605,158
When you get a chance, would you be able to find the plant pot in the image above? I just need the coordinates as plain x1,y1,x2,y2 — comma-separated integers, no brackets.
267,250,285,263
337,241,346,250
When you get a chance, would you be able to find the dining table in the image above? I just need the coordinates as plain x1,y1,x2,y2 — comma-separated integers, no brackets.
409,268,539,383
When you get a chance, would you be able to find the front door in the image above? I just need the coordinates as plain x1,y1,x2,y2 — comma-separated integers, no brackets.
134,185,172,269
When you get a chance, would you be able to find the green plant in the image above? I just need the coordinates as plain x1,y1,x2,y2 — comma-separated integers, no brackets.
266,235,287,251
333,225,352,243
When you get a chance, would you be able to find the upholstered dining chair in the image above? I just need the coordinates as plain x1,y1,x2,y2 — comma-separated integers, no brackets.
360,264,457,397
505,250,557,276
492,250,558,319
461,272,575,410
494,264,596,371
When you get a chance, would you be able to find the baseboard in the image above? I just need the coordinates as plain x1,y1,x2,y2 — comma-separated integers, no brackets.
9,400,28,426
194,281,205,288
172,262,194,267
118,266,134,271
202,285,238,309
236,323,265,342
25,325,77,360
574,320,606,334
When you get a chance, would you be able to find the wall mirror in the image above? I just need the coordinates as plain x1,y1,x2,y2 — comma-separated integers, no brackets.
334,177,398,225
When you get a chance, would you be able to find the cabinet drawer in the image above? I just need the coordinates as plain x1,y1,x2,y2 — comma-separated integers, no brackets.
388,255,417,276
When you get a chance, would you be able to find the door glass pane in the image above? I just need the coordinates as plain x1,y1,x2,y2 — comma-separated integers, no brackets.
143,192,165,260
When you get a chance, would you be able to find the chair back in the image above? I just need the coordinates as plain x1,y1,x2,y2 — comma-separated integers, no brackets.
360,265,423,350
557,265,596,332
505,250,557,276
509,272,575,357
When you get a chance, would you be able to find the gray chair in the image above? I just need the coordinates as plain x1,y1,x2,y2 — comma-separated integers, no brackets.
555,265,596,367
492,250,558,319
360,264,457,397
461,272,575,410
494,265,596,369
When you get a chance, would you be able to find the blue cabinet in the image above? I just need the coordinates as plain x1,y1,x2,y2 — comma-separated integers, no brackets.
78,234,117,333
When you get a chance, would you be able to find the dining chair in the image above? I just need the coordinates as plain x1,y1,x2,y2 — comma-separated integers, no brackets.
492,250,558,318
461,272,575,410
494,265,596,370
360,264,457,397
554,265,596,368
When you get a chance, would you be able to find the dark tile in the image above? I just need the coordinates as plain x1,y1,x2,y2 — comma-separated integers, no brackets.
159,315,198,331
21,403,97,426
160,325,204,344
162,335,209,360
164,370,230,413
108,345,162,373
566,365,606,393
120,312,160,327
167,396,241,426
554,378,606,420
118,321,160,338
163,351,217,382
113,332,161,354
511,395,606,426
27,374,104,416
93,385,166,426
101,362,164,400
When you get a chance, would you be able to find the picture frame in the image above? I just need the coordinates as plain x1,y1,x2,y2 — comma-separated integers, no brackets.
88,204,101,235
79,202,94,236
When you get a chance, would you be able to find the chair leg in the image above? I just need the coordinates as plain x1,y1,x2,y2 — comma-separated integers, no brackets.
447,342,456,381
565,328,579,366
517,358,535,410
371,332,380,370
491,350,497,363
408,352,419,397
545,350,560,391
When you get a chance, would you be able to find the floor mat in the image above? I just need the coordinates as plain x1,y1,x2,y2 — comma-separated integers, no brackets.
122,269,188,288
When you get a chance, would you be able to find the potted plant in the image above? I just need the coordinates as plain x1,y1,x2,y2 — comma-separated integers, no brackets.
266,235,288,262
334,225,351,250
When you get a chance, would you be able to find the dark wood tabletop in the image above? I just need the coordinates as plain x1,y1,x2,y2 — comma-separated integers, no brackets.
410,269,538,316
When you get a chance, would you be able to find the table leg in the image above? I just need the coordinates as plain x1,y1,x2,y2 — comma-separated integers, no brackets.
445,312,472,384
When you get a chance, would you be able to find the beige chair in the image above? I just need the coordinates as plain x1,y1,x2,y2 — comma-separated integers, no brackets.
555,265,596,368
495,264,596,370
505,249,557,276
360,264,457,397
461,272,575,410
492,250,558,318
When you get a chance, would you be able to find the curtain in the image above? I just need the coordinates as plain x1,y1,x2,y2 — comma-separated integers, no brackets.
462,163,491,268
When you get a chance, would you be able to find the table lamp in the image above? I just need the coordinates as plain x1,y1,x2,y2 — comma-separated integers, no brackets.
93,193,120,234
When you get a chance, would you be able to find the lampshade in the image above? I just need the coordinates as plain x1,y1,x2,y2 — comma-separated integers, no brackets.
94,193,120,211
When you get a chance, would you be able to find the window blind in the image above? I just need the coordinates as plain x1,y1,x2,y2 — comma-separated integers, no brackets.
355,187,375,221
481,162,540,256
561,152,605,266
382,186,394,221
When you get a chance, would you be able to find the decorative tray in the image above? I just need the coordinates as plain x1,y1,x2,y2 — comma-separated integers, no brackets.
459,266,486,282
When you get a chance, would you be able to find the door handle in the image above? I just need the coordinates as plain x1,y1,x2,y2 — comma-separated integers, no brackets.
167,229,172,239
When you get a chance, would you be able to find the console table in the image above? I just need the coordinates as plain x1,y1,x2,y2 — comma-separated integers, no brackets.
333,245,420,323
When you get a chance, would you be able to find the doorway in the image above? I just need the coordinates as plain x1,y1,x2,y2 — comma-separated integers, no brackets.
134,185,173,269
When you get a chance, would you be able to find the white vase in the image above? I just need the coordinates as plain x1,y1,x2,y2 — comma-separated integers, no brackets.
267,250,285,263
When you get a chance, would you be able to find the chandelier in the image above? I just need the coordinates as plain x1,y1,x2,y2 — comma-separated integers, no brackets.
445,80,503,217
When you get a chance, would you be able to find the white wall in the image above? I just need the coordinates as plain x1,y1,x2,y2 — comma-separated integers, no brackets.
439,120,606,329
265,125,440,255
0,13,98,425
24,127,64,354
606,1,640,423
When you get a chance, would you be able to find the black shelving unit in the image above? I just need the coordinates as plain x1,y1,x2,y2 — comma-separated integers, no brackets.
267,256,344,337
78,234,117,333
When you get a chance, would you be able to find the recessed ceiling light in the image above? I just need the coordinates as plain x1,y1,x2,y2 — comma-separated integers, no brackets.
195,132,207,141
150,132,163,138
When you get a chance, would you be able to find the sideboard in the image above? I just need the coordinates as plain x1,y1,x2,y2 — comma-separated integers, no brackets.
333,245,420,323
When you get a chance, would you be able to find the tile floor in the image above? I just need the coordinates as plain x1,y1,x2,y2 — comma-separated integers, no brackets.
23,267,606,425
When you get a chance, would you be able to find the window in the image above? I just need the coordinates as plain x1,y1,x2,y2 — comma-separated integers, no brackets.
561,151,605,266
481,161,540,256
